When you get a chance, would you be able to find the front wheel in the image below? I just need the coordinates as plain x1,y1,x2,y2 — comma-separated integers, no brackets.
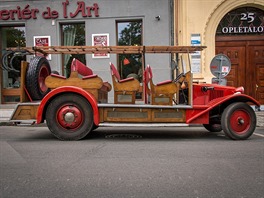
221,102,256,140
46,94,94,140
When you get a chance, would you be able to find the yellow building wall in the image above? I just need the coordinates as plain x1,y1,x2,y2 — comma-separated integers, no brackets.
176,0,264,83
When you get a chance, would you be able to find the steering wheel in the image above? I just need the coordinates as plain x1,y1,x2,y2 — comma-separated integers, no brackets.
174,73,185,83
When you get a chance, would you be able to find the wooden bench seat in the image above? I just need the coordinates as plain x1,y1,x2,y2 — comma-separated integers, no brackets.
45,58,111,103
110,62,140,104
144,65,179,105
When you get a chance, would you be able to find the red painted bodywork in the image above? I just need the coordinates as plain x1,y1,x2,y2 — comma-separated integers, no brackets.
36,83,260,126
186,84,260,124
36,86,99,125
38,64,50,93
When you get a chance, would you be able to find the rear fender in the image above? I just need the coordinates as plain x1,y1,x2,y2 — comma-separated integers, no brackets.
36,86,99,125
186,94,260,124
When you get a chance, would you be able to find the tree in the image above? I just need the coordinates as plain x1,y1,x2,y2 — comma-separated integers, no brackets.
118,21,142,46
6,28,26,47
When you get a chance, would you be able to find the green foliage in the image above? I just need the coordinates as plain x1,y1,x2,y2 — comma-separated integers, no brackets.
62,23,86,77
5,28,26,47
118,21,142,46
117,21,143,83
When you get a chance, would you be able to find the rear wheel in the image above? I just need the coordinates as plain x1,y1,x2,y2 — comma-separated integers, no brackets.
221,102,256,140
46,94,93,140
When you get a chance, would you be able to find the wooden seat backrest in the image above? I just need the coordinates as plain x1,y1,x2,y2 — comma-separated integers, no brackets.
145,65,153,82
110,63,121,81
144,65,153,94
71,58,93,76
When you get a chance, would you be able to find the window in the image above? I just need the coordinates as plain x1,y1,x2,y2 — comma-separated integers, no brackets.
61,23,85,77
116,20,143,82
1,26,26,103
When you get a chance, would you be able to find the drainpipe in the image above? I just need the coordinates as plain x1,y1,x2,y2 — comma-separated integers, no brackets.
170,0,176,80
170,0,174,47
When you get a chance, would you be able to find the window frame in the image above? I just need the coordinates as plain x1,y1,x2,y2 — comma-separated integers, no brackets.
60,22,86,77
116,19,143,100
0,24,26,103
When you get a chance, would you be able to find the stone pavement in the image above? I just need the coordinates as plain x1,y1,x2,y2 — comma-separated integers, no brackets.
0,104,263,127
256,111,264,127
0,104,15,123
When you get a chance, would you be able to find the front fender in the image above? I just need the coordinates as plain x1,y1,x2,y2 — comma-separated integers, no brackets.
186,94,260,124
36,86,99,125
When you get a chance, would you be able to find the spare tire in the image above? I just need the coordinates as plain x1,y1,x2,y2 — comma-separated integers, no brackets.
26,56,51,100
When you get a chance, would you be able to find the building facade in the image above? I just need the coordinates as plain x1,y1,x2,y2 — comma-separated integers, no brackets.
176,0,264,104
1,0,264,104
0,0,174,103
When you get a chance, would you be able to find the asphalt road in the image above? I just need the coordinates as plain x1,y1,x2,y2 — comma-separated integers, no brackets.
0,125,264,198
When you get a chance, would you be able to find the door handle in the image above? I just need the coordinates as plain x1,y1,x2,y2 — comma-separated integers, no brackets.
256,84,258,91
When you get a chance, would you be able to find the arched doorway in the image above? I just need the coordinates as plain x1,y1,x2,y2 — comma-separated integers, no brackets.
215,7,264,104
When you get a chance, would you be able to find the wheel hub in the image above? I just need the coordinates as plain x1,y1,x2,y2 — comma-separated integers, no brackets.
238,117,245,125
38,65,49,93
230,110,250,134
57,105,83,130
64,112,75,122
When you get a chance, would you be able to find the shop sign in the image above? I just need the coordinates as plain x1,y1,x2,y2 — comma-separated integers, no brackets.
190,33,201,73
222,26,263,34
0,0,99,21
33,36,51,60
92,33,109,58
222,12,263,34
218,8,264,35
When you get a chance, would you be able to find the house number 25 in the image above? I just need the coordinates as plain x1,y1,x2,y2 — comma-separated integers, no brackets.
240,12,255,23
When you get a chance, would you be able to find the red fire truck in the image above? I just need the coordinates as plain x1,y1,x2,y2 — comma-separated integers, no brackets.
7,45,260,140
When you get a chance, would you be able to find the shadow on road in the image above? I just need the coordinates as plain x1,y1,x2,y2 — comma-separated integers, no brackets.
89,127,228,141
3,126,261,142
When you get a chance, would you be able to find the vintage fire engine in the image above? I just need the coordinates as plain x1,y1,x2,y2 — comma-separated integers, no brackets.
7,45,260,140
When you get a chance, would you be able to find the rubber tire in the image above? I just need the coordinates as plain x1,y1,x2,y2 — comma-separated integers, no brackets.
46,94,94,141
221,102,256,140
203,123,222,132
92,124,99,131
26,56,51,100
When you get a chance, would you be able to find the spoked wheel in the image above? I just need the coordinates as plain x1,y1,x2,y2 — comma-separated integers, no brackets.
203,123,222,132
46,94,94,140
26,56,51,100
221,102,256,140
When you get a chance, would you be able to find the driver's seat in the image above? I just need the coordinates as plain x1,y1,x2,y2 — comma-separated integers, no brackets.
144,65,179,105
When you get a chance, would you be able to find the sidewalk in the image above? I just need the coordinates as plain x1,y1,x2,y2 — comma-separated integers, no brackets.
255,111,264,127
0,104,16,123
1,104,263,127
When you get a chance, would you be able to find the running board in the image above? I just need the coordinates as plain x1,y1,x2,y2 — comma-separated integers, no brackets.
98,103,192,109
10,102,40,121
99,123,189,127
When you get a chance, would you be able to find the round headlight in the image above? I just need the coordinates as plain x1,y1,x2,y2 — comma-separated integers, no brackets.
235,86,244,94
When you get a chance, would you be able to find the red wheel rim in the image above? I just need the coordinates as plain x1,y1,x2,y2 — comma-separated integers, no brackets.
229,109,250,134
38,64,49,93
56,105,83,130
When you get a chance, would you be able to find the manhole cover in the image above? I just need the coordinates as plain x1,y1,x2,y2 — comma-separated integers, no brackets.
105,134,142,139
